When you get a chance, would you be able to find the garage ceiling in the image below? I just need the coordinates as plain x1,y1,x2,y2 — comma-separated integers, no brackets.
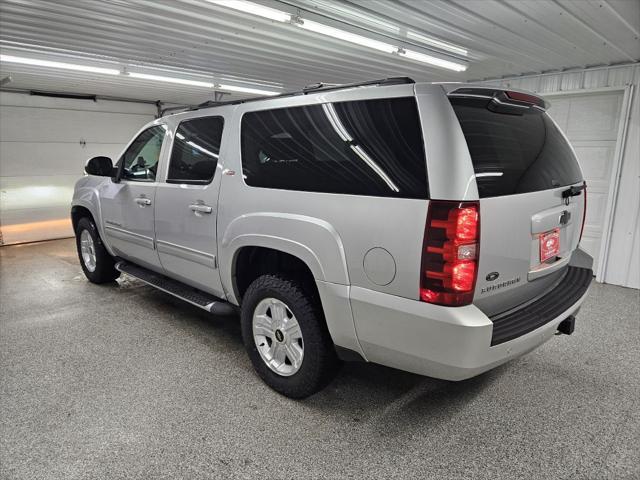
1,0,638,105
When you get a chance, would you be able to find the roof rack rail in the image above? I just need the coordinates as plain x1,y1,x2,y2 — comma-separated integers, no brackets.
303,82,339,91
186,76,415,112
301,76,414,94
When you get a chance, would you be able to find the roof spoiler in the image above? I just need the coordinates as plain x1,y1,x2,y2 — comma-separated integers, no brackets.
447,86,549,112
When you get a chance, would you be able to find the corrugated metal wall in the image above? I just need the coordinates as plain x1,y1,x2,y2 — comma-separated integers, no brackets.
1,0,638,104
482,65,639,288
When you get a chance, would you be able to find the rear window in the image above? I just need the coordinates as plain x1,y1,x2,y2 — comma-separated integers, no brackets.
167,116,223,184
450,97,582,198
240,97,428,199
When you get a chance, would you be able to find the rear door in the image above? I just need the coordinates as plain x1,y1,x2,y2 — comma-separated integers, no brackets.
154,115,225,298
448,92,586,316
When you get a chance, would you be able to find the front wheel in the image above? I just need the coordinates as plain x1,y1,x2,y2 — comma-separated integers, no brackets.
241,274,339,399
75,217,120,284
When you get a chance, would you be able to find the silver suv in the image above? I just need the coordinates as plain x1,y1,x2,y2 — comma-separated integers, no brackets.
71,78,593,398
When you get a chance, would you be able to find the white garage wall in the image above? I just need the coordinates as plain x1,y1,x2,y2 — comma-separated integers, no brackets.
0,92,156,245
480,64,639,289
546,90,624,275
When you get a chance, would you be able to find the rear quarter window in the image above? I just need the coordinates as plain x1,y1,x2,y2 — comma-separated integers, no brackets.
449,96,583,198
240,97,428,199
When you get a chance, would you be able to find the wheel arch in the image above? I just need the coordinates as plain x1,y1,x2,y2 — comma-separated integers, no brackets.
229,242,324,304
220,215,364,358
71,204,94,233
70,196,114,256
220,212,350,304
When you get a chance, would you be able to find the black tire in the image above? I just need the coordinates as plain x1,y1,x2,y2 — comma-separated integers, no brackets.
241,274,339,399
75,216,120,284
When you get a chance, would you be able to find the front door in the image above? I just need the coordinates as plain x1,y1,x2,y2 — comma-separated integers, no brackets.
154,116,225,298
100,124,167,271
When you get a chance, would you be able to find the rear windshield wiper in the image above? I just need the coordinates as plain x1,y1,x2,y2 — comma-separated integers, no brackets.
562,184,585,204
562,184,585,198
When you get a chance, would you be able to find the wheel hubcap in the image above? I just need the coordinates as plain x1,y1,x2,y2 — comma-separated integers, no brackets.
80,229,97,272
252,298,304,376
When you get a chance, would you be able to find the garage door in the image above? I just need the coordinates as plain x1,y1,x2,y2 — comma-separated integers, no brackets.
547,90,624,277
0,92,155,245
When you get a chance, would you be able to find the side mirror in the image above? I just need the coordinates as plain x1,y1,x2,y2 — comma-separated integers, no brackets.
85,156,115,177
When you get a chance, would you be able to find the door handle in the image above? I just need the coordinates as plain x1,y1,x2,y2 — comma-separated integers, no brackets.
189,204,212,214
135,197,152,206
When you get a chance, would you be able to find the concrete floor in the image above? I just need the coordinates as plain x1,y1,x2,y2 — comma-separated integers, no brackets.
0,238,638,480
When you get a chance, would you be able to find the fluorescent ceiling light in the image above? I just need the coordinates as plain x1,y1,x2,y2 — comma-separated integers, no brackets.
218,83,280,96
298,19,396,54
407,31,468,57
0,53,280,96
187,140,219,158
128,72,214,88
398,49,467,72
207,0,291,22
350,145,399,192
209,0,469,71
304,0,400,34
322,103,352,142
320,101,398,192
475,172,503,178
0,54,120,75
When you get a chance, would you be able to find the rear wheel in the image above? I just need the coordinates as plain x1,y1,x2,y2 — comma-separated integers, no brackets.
241,274,339,399
75,217,120,283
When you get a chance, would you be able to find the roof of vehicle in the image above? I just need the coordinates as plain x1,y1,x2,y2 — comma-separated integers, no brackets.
187,76,416,111
160,77,547,119
160,76,419,119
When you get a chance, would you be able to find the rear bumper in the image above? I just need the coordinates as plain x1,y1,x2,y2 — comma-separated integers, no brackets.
490,266,592,345
350,266,593,381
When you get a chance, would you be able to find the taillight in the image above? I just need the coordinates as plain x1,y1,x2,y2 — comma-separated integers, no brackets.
579,181,587,243
420,201,480,306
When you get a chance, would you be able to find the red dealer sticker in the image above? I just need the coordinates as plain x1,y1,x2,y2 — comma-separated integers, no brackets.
540,228,560,263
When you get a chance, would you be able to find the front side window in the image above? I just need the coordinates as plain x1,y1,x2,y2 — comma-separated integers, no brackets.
121,125,166,182
240,97,428,199
167,116,224,184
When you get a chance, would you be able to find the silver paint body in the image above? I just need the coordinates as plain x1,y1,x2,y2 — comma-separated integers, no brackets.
72,82,590,380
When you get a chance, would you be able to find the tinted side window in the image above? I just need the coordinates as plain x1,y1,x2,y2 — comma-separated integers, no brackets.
241,97,428,199
167,116,224,184
450,97,583,198
121,125,166,182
